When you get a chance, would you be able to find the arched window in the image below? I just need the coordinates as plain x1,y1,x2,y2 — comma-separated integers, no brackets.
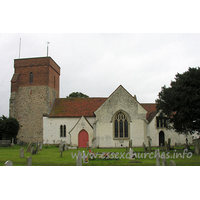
60,125,66,137
30,72,33,83
114,111,129,139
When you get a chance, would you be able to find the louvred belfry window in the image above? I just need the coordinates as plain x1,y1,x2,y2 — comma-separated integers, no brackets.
114,111,129,139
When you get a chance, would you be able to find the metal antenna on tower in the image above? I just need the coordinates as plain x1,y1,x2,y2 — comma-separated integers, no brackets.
19,38,21,59
46,41,50,57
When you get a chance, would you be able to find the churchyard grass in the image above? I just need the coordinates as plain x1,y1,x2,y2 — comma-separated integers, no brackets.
0,145,200,166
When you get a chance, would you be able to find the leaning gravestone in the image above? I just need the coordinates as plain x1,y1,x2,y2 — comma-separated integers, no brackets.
20,148,24,158
5,160,13,166
155,149,160,166
169,160,176,166
39,143,43,151
27,142,33,153
27,157,32,166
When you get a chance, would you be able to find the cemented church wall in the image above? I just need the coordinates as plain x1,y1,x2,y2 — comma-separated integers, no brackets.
147,113,193,146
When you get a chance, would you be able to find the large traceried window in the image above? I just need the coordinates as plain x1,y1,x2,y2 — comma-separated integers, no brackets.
114,111,129,139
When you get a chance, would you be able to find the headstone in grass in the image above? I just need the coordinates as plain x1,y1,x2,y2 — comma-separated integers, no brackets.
155,149,160,166
129,148,134,159
27,142,33,153
27,157,32,166
194,139,200,155
143,142,147,152
165,141,168,152
148,139,151,152
39,143,43,151
11,138,15,146
87,142,89,150
169,160,176,166
129,139,132,148
20,148,24,158
5,160,13,166
31,147,36,155
168,138,171,150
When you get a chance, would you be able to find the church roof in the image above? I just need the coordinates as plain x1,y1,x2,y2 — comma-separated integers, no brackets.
48,97,157,122
48,98,107,117
141,103,158,122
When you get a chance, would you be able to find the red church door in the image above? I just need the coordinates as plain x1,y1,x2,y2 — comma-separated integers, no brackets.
78,130,89,148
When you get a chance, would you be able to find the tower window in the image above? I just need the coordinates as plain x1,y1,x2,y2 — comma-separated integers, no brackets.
30,72,33,84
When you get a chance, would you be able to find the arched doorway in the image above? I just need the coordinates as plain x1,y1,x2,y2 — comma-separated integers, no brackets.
78,130,89,148
159,131,165,146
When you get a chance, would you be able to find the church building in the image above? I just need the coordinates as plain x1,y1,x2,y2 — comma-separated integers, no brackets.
10,56,192,147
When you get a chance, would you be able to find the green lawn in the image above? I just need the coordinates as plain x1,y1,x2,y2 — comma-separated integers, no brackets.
0,145,199,166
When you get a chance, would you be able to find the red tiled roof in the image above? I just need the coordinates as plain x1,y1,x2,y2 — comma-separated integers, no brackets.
48,98,158,122
48,98,107,117
141,103,158,122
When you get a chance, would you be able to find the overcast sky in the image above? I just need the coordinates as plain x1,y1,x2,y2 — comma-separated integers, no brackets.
1,33,200,116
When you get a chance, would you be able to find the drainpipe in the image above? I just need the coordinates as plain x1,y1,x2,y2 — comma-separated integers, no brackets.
68,132,71,146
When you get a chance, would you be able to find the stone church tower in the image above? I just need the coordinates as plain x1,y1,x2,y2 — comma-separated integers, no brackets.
9,57,60,143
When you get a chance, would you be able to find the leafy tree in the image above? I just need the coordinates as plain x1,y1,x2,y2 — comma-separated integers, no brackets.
66,92,89,98
156,67,200,135
0,115,20,140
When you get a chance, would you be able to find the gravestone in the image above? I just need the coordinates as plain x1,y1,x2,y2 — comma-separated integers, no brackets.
31,147,36,155
87,142,89,150
27,157,32,166
165,141,168,152
194,139,200,155
143,142,147,152
148,139,151,152
5,160,13,166
155,149,160,166
27,142,33,153
20,148,24,158
162,156,167,166
83,151,86,163
160,143,164,150
77,150,82,166
129,148,134,159
169,160,176,166
168,138,171,150
65,144,68,151
11,138,15,146
39,143,43,151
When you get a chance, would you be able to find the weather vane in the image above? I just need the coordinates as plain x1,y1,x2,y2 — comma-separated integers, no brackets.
46,41,50,57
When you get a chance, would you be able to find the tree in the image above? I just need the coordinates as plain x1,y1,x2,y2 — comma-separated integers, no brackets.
0,115,20,140
66,92,89,98
156,67,200,135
